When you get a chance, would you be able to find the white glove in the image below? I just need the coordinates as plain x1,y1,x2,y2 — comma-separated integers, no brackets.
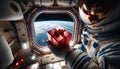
47,40,74,58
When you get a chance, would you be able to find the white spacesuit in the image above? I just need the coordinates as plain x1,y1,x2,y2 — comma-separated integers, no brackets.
47,0,120,69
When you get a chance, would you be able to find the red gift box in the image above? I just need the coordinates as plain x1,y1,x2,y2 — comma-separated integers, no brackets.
47,27,72,49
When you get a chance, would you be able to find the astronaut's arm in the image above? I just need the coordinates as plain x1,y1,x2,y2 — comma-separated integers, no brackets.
65,49,99,69
65,45,120,69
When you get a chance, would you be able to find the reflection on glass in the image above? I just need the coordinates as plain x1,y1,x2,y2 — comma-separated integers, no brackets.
34,20,74,46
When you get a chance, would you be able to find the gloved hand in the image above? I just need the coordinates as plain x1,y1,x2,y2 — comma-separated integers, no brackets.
47,40,73,58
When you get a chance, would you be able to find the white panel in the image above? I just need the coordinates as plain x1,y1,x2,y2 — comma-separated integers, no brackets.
57,0,77,7
0,0,23,21
34,0,54,7
0,33,14,69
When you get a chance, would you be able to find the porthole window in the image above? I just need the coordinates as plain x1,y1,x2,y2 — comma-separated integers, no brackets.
28,8,80,54
34,13,74,47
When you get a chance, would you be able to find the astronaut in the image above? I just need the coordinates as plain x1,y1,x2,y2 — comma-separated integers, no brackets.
47,0,120,69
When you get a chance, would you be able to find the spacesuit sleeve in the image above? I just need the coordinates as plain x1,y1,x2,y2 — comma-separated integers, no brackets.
65,44,120,69
65,48,99,69
96,44,120,69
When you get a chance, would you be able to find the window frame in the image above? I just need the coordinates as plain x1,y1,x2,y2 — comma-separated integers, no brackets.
27,7,81,54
